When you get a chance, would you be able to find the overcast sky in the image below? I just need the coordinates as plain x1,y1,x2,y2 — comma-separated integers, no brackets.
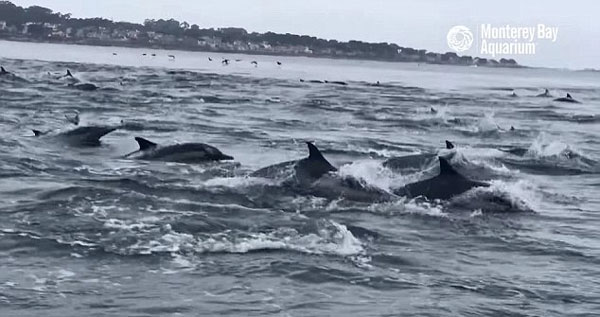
10,0,600,69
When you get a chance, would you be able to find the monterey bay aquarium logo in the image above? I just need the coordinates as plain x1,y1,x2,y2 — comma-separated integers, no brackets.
447,24,558,57
446,26,474,52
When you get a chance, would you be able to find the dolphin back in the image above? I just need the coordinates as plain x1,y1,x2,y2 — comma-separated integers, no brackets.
32,129,47,137
128,139,233,163
294,142,337,183
394,157,487,200
59,126,117,146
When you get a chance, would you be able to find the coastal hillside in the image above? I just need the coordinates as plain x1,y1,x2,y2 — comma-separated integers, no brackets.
0,1,518,67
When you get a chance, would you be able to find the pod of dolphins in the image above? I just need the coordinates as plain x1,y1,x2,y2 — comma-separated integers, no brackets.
1,66,582,204
30,120,482,202
511,88,581,103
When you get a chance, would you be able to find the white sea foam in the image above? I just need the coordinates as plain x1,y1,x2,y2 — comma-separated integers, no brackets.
104,218,157,231
367,198,448,217
490,179,539,210
202,176,277,188
451,150,513,176
338,160,405,191
470,209,483,217
463,179,540,212
120,220,366,259
527,132,584,160
476,111,500,133
55,269,76,279
198,221,364,256
345,143,400,158
291,196,330,212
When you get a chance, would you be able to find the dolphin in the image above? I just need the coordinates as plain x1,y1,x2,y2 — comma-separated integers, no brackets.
0,66,15,79
252,142,391,202
326,80,348,86
55,69,80,83
536,88,552,97
554,93,580,103
124,137,233,163
509,91,518,97
498,146,529,157
55,69,74,79
499,145,595,165
0,66,27,82
69,83,99,91
393,157,488,200
33,126,117,147
383,140,455,171
251,159,298,179
251,142,337,183
293,142,338,184
303,173,392,202
31,129,48,136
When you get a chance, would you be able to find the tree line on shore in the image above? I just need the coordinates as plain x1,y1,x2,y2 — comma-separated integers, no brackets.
0,1,518,66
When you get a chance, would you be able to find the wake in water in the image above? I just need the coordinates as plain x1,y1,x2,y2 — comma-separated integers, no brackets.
497,133,600,175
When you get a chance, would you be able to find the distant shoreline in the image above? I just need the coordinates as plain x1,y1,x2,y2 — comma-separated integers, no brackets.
0,35,524,69
0,1,523,69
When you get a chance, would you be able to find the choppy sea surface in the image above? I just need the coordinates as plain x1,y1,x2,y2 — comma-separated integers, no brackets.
1,40,600,316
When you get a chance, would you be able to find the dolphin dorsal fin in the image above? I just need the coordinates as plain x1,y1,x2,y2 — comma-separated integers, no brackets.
307,142,325,160
32,129,45,136
0,66,6,73
306,141,337,171
134,137,158,150
439,157,458,175
66,69,73,77
566,93,572,99
445,140,455,149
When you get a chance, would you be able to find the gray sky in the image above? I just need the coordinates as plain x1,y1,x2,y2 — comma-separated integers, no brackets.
10,0,600,69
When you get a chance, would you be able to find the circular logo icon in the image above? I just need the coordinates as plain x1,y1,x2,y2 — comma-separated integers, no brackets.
447,25,473,52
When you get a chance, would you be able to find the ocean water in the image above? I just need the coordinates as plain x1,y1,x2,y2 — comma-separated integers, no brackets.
1,40,600,316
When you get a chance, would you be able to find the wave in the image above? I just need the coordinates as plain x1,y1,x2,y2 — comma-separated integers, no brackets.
498,133,599,175
100,219,366,259
450,179,538,213
337,159,405,192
